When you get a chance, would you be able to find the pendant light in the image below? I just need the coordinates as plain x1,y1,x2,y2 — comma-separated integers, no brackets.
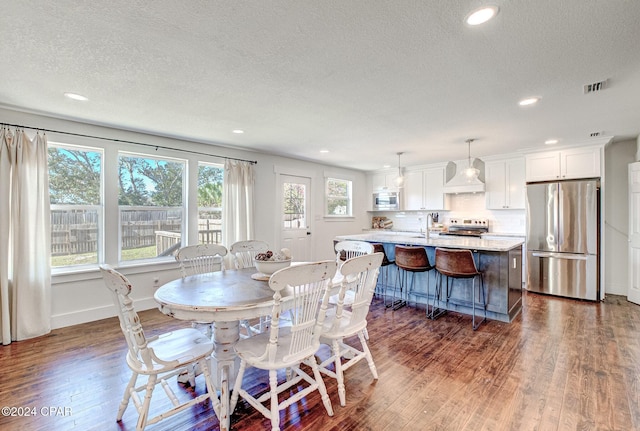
395,152,404,188
464,139,480,181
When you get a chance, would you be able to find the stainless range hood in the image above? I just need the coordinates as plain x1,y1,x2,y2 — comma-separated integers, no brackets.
443,159,485,194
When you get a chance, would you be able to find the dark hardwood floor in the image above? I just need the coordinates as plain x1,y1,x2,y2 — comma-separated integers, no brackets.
1,291,639,431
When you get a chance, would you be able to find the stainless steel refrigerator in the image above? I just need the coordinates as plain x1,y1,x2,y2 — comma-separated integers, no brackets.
525,179,600,300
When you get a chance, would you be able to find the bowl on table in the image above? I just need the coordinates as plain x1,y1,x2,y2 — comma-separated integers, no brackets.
253,258,292,280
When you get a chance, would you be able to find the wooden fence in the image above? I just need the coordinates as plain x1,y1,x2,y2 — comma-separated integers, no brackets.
51,217,222,257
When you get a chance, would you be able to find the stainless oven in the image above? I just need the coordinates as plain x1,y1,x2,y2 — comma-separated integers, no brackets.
373,191,399,210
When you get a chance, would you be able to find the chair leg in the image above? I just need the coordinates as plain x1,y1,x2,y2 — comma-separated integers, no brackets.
117,372,138,421
472,274,487,331
136,374,156,431
332,339,347,406
268,369,280,431
310,355,334,417
357,331,378,380
230,360,247,414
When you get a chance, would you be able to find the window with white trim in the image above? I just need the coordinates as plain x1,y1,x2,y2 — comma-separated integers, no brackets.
325,177,352,217
49,144,103,268
118,152,186,262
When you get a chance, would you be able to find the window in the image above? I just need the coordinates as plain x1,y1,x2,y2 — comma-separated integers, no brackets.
198,162,224,244
118,153,185,262
48,144,103,268
325,177,352,217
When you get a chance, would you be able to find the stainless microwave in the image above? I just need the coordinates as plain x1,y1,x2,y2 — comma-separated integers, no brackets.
373,191,399,210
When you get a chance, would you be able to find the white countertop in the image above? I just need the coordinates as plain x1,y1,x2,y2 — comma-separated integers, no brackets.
336,232,524,252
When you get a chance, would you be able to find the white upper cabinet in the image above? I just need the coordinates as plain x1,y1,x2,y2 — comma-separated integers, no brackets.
371,172,399,191
485,157,526,209
403,167,446,210
525,146,601,182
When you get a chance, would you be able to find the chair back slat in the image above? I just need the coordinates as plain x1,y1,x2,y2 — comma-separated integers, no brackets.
230,240,269,269
175,244,228,277
267,261,337,363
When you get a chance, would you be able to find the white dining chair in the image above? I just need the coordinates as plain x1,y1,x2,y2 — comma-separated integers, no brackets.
229,239,269,269
175,243,228,278
230,260,337,431
331,240,376,339
99,265,221,431
229,239,271,336
175,244,229,343
318,252,383,406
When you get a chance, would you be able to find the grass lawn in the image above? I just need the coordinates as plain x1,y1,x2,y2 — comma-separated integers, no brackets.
51,245,158,267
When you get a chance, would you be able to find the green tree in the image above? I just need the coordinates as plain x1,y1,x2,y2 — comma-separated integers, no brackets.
48,148,101,205
198,165,223,207
118,156,150,205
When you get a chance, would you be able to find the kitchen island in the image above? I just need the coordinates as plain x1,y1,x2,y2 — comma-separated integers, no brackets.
335,232,524,323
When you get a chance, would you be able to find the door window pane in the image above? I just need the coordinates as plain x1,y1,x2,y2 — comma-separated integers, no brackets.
118,154,185,261
283,182,307,229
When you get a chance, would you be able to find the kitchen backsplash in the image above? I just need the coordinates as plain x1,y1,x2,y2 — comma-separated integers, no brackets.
369,193,526,234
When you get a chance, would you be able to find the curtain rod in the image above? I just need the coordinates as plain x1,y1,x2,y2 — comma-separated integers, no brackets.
1,122,258,165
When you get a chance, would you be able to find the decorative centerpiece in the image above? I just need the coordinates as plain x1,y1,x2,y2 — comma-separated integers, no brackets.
252,248,292,280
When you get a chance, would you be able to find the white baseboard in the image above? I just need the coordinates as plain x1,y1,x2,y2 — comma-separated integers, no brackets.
50,297,159,329
605,282,628,297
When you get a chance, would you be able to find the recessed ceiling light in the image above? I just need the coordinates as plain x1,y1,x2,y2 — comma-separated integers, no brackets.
383,164,391,168
232,129,244,134
545,139,559,145
319,149,329,153
465,5,499,26
519,97,540,106
64,92,88,101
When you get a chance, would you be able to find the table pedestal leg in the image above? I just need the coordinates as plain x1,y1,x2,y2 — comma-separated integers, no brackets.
211,320,240,431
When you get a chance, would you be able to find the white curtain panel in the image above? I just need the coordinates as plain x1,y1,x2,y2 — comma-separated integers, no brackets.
0,128,51,344
222,159,255,268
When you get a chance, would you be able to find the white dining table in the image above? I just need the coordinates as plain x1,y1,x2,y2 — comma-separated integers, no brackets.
154,265,349,430
154,267,294,431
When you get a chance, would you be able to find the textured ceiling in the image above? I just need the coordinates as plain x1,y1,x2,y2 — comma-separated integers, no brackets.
1,0,639,171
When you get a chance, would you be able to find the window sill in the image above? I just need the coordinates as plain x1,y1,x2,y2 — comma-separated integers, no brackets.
323,216,356,222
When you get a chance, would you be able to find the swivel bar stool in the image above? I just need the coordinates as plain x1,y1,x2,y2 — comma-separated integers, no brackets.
432,247,486,330
393,245,434,311
371,243,395,304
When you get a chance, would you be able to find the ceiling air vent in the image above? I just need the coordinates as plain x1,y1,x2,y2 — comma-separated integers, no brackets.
590,131,601,137
583,79,608,94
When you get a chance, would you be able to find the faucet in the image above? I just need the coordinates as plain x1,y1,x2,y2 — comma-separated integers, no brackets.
425,213,434,239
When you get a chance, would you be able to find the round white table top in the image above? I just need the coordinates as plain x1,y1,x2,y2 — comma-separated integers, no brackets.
154,268,286,322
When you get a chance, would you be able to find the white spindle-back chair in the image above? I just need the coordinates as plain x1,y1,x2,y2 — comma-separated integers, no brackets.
318,252,383,406
99,265,220,431
175,244,228,278
229,260,337,431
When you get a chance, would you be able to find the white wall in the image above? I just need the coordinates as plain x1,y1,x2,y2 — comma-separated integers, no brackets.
604,139,636,295
0,108,369,328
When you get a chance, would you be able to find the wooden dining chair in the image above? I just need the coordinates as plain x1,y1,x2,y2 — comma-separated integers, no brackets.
175,243,228,278
318,252,383,406
99,265,221,431
334,240,374,263
230,260,338,431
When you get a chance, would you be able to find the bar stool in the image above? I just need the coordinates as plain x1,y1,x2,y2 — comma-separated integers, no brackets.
371,243,395,304
432,247,486,330
394,245,434,311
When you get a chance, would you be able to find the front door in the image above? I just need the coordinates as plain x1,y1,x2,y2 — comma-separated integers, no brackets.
628,162,640,305
279,174,312,262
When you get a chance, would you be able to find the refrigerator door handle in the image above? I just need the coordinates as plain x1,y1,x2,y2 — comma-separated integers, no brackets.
557,186,563,247
531,251,588,260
